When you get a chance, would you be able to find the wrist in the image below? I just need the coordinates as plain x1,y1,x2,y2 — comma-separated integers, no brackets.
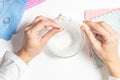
17,49,33,63
105,58,120,78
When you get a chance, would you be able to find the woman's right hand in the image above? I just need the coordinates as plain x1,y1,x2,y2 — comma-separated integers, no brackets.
81,21,120,78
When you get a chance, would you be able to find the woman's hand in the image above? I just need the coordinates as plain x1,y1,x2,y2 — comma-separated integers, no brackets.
17,16,61,63
81,21,120,78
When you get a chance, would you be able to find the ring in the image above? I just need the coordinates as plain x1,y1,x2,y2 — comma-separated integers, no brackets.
39,27,52,36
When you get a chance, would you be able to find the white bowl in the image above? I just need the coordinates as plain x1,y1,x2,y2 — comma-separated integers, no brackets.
47,16,85,58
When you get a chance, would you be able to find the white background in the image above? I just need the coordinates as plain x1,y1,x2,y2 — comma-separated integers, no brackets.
0,0,120,80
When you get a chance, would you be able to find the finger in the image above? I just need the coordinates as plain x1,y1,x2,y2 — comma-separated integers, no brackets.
81,25,101,49
96,21,114,32
25,22,40,31
27,16,49,27
31,16,48,24
44,20,61,28
31,19,61,32
32,16,60,28
25,16,45,31
83,21,109,41
42,28,61,44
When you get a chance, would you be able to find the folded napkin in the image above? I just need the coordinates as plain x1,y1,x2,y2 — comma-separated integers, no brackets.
84,8,120,20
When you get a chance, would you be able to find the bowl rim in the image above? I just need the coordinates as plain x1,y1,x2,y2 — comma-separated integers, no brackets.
46,15,85,58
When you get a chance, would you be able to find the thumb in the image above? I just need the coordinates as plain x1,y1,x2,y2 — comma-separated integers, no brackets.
81,24,101,49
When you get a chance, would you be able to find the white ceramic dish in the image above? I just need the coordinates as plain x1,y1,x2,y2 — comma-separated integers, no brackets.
47,16,85,58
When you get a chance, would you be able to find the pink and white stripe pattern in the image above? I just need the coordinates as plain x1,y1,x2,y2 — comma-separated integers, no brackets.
84,8,120,20
26,0,45,9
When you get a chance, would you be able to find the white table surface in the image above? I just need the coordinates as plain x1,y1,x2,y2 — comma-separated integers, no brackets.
0,0,120,80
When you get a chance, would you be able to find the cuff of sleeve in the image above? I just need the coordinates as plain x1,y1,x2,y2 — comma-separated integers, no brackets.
4,51,28,72
109,76,120,80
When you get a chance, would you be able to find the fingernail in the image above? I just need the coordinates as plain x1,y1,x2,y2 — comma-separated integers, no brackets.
80,26,84,30
54,27,64,32
82,23,90,30
60,27,64,30
56,26,64,30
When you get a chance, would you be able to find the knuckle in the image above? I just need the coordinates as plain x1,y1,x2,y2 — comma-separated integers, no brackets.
25,30,34,36
35,16,52,22
35,16,40,19
35,16,41,20
24,26,31,31
36,16,54,24
36,16,43,19
47,18,54,22
35,16,47,21
24,27,28,32
40,20,46,24
99,21,106,25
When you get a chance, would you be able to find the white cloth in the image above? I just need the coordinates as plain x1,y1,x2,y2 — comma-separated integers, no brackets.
109,76,120,80
0,51,27,80
0,51,119,80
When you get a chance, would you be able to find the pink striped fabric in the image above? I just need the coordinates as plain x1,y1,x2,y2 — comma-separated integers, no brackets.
26,0,45,9
84,8,120,20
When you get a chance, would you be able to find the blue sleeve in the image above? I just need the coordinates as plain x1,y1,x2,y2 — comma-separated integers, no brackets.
0,0,28,40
